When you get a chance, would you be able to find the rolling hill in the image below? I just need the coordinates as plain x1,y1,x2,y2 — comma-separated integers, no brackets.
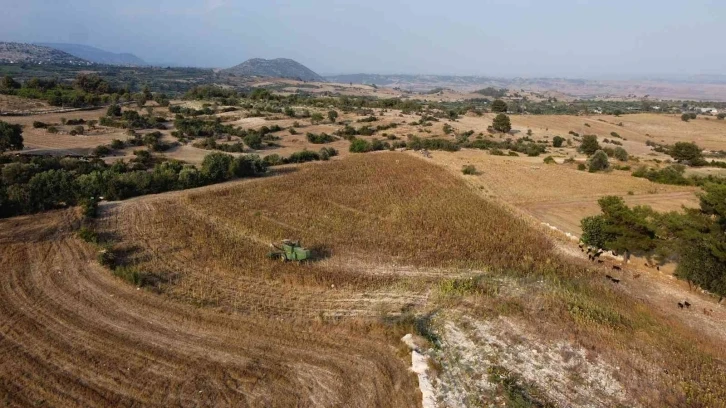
37,43,147,66
223,58,324,82
0,42,91,65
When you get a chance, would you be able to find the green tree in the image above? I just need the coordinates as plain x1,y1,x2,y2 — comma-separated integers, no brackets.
201,152,233,182
717,113,725,120
492,114,511,133
491,99,508,113
106,104,122,117
1,75,20,90
613,147,629,161
310,112,324,124
579,134,600,155
669,142,703,165
0,121,23,153
552,136,565,147
588,150,610,172
583,196,659,263
681,113,691,122
327,110,338,123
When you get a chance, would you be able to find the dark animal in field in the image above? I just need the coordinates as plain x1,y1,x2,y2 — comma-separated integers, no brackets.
633,273,641,279
610,278,620,284
678,302,684,309
656,266,660,271
597,260,604,264
684,301,691,308
606,274,613,280
612,265,622,271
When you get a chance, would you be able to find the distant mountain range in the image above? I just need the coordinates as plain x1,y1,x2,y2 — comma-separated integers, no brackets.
223,58,324,82
36,43,147,66
0,42,92,65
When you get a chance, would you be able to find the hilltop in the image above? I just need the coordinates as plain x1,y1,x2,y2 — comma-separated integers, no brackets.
223,58,324,82
0,42,91,65
37,43,147,66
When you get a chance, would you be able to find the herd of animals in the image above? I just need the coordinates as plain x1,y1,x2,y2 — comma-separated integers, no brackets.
576,242,717,315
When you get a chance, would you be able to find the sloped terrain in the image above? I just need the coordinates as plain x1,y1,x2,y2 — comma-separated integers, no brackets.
0,42,91,65
37,43,148,66
2,153,726,407
223,58,324,82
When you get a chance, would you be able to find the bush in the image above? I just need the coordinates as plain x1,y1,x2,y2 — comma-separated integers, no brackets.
577,163,587,171
201,152,234,182
93,145,112,157
47,126,58,134
349,138,371,153
492,114,511,133
0,121,24,153
588,150,610,172
286,150,320,163
263,154,284,166
632,165,691,185
110,139,125,150
462,165,477,175
613,147,629,161
306,132,336,144
490,148,505,156
718,113,725,120
543,156,556,164
78,226,98,243
552,136,565,147
32,121,48,129
670,142,703,165
579,135,600,155
491,99,508,113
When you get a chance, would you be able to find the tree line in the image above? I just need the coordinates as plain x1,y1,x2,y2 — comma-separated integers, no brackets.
581,184,726,298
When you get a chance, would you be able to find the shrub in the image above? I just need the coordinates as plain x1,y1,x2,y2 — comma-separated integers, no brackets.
462,165,477,175
613,147,629,161
47,126,58,134
286,150,320,163
349,138,371,153
610,131,621,138
543,156,556,164
110,139,125,150
78,226,98,243
588,150,610,172
681,113,690,122
93,145,112,157
718,113,725,120
306,132,336,144
552,136,565,147
579,135,600,155
489,148,505,156
577,163,587,171
492,114,512,133
491,99,508,113
32,121,48,129
670,142,703,165
632,165,691,185
0,121,24,153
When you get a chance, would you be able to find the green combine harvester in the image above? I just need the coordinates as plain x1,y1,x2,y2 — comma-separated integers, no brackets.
267,239,311,262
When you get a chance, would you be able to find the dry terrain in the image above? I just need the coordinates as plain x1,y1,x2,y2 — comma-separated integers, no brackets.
3,154,726,407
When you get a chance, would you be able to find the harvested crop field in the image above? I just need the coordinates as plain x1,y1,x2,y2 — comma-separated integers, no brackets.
426,149,699,235
3,153,726,407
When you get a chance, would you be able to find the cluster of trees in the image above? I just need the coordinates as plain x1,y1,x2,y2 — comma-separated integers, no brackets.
0,121,23,153
262,147,338,166
581,185,726,297
0,74,128,108
577,135,628,172
467,137,547,157
0,152,266,218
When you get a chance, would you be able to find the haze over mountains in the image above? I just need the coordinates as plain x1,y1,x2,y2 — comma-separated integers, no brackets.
0,42,91,65
222,58,325,82
36,43,147,66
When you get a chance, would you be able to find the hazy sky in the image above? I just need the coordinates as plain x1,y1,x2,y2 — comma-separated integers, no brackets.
2,0,725,78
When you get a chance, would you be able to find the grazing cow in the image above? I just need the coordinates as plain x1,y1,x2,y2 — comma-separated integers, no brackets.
678,302,684,309
597,260,604,264
612,265,622,271
610,278,620,284
605,274,613,280
656,266,660,271
684,301,691,308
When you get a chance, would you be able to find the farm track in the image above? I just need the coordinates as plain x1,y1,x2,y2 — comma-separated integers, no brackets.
0,209,420,407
